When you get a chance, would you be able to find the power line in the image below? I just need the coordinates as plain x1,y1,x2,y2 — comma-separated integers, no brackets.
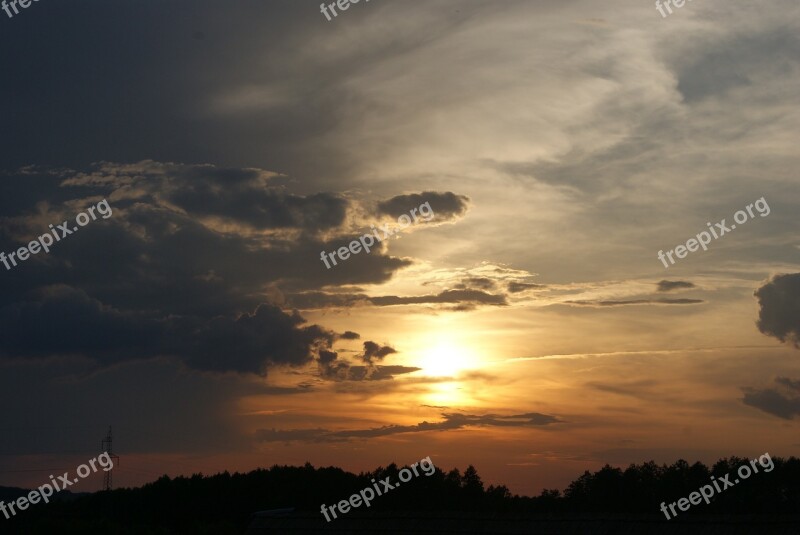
100,426,120,491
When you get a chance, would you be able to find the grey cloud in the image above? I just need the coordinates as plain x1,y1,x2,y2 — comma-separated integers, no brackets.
63,160,349,233
0,162,437,375
587,380,661,400
369,289,507,307
676,29,800,103
255,411,562,442
776,377,800,391
656,280,696,292
285,292,370,309
563,298,704,307
173,304,335,375
459,277,495,290
317,342,411,382
366,365,422,381
742,378,800,420
507,282,546,293
376,191,469,221
0,286,162,362
755,273,800,347
359,341,397,365
0,287,335,376
287,289,508,309
0,172,409,317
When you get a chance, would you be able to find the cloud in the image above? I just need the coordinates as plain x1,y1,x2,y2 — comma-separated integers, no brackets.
656,280,696,292
254,411,562,442
362,365,422,381
0,163,459,375
0,286,335,375
755,273,800,347
358,341,397,365
62,160,349,233
742,377,800,420
285,292,371,309
776,377,800,391
369,289,508,307
507,282,546,293
563,298,704,307
587,380,661,400
376,191,470,222
455,277,496,291
317,342,412,381
287,289,508,309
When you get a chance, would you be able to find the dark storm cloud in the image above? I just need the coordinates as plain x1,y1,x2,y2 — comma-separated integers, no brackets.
62,160,348,232
339,331,361,340
170,183,347,232
0,286,334,376
742,377,800,420
173,304,335,375
1,165,414,313
0,162,432,375
254,411,562,442
0,286,162,361
563,298,704,307
656,280,696,292
0,0,362,180
376,191,470,221
754,273,800,347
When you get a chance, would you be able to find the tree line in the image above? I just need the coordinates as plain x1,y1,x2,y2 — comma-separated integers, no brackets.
4,455,799,533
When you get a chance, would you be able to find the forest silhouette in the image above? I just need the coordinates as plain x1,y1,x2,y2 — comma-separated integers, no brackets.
3,455,799,533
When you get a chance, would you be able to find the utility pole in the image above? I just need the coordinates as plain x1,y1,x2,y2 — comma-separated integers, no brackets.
100,426,120,491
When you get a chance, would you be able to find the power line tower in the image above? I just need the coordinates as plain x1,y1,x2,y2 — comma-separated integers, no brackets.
100,426,120,491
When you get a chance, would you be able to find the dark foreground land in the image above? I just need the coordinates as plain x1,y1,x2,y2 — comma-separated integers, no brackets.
248,511,800,534
2,455,799,534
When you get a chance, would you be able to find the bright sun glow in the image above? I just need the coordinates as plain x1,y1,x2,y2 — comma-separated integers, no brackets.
424,381,467,405
416,337,481,377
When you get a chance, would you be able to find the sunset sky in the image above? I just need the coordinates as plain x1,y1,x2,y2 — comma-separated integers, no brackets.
1,0,799,497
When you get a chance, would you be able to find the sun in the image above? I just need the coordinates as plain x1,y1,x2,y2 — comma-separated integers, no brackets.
416,338,480,377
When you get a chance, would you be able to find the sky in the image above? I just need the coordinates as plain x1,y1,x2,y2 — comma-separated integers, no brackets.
1,0,799,497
